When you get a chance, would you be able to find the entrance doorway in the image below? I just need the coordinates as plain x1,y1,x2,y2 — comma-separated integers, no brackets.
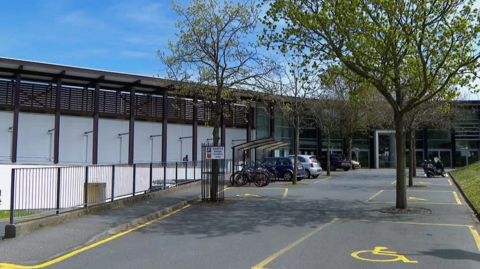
374,130,396,168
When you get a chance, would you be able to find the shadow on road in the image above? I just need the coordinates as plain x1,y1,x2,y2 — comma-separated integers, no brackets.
135,195,417,239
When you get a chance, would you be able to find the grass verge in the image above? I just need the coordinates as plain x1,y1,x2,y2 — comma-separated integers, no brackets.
0,210,9,219
450,161,480,211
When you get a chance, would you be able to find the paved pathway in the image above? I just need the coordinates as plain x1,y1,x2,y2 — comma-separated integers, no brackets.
0,170,479,269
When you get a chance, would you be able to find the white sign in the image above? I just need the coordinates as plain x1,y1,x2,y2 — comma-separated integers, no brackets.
206,147,225,159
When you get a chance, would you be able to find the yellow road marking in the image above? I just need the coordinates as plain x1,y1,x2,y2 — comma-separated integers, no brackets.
448,179,453,185
351,246,418,263
417,181,432,185
236,194,259,197
218,187,230,194
313,176,331,184
408,197,427,201
0,205,191,269
379,220,471,227
385,190,456,193
391,180,396,185
469,226,480,253
367,201,461,205
282,188,288,200
251,218,337,269
366,190,384,202
453,191,462,205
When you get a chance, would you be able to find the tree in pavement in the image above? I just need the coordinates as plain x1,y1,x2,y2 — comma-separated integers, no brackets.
258,58,322,184
260,0,480,208
159,0,276,200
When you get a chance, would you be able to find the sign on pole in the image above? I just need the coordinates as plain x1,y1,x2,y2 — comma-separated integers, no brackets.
206,147,225,159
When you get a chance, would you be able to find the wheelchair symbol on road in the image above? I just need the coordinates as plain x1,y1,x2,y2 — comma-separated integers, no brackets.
351,246,418,263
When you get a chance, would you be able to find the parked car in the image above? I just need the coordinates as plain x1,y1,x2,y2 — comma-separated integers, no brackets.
351,159,361,170
288,155,322,178
261,157,306,181
318,153,351,171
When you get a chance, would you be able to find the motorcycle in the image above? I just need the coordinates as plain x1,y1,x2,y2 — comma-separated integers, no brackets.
422,157,446,178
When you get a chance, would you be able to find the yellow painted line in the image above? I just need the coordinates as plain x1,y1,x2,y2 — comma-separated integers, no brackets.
0,205,191,269
385,190,456,193
380,220,470,228
233,187,287,190
218,187,231,194
251,218,337,269
367,201,461,205
366,190,384,202
448,179,453,185
408,196,427,201
391,180,396,185
453,191,462,205
469,226,480,253
282,188,288,200
313,176,331,184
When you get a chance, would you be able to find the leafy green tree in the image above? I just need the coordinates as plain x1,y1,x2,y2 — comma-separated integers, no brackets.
260,0,480,208
159,0,276,200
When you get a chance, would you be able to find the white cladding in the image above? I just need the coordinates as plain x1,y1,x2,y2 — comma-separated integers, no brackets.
0,111,252,165
0,111,255,210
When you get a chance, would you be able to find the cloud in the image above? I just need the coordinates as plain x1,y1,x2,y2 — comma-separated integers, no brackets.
111,1,174,26
121,50,154,59
57,11,106,29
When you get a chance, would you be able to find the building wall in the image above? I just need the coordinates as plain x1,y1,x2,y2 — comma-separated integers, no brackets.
0,111,251,165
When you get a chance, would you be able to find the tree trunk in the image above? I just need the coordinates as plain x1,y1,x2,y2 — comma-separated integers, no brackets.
412,133,417,177
210,104,221,201
327,133,331,176
395,113,407,209
408,130,414,187
346,136,353,161
292,120,299,185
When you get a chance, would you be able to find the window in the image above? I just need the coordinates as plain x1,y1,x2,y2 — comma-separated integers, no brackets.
263,158,276,166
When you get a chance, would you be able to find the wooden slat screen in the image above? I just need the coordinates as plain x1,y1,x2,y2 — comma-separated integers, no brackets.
0,80,251,128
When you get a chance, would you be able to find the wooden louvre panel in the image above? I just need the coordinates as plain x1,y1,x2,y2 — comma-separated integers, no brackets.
185,99,194,121
19,82,54,111
135,94,151,119
168,97,176,120
0,80,14,108
152,95,163,119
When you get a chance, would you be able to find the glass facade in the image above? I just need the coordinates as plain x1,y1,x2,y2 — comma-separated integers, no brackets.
252,104,479,168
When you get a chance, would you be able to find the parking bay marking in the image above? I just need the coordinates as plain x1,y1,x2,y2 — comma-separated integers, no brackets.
252,218,480,269
251,218,338,269
367,190,462,205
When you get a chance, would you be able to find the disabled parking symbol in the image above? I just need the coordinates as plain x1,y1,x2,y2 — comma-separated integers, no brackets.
351,246,418,263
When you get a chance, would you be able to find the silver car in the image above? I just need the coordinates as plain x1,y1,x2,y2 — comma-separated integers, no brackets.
289,155,323,178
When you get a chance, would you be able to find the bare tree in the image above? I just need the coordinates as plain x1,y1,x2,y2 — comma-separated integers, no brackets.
158,0,277,200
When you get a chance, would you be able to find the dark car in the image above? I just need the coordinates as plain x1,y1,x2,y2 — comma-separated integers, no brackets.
318,153,351,171
261,157,306,181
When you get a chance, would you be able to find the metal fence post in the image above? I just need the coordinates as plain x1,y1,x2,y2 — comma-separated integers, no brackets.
194,161,196,180
111,165,115,202
84,166,89,208
132,164,136,197
175,162,178,186
56,167,61,215
163,162,167,189
10,169,15,224
185,161,188,182
149,163,153,192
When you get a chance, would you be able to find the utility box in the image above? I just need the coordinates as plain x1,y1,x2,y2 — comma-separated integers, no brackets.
84,183,107,205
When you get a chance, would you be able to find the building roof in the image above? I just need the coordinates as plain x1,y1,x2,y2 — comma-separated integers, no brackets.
0,56,175,94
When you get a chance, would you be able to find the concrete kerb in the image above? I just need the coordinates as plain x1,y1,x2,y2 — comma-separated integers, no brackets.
448,172,480,223
4,180,202,239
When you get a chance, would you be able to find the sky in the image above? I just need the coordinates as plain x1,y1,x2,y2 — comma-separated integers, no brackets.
0,0,479,100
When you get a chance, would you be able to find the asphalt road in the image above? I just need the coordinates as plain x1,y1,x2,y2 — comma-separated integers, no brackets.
15,170,480,268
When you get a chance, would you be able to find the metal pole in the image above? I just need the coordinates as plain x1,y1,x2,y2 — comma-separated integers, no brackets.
185,161,188,182
10,169,16,224
176,162,178,186
84,166,89,208
132,164,136,196
163,162,167,189
149,163,153,192
56,167,61,215
111,165,115,202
